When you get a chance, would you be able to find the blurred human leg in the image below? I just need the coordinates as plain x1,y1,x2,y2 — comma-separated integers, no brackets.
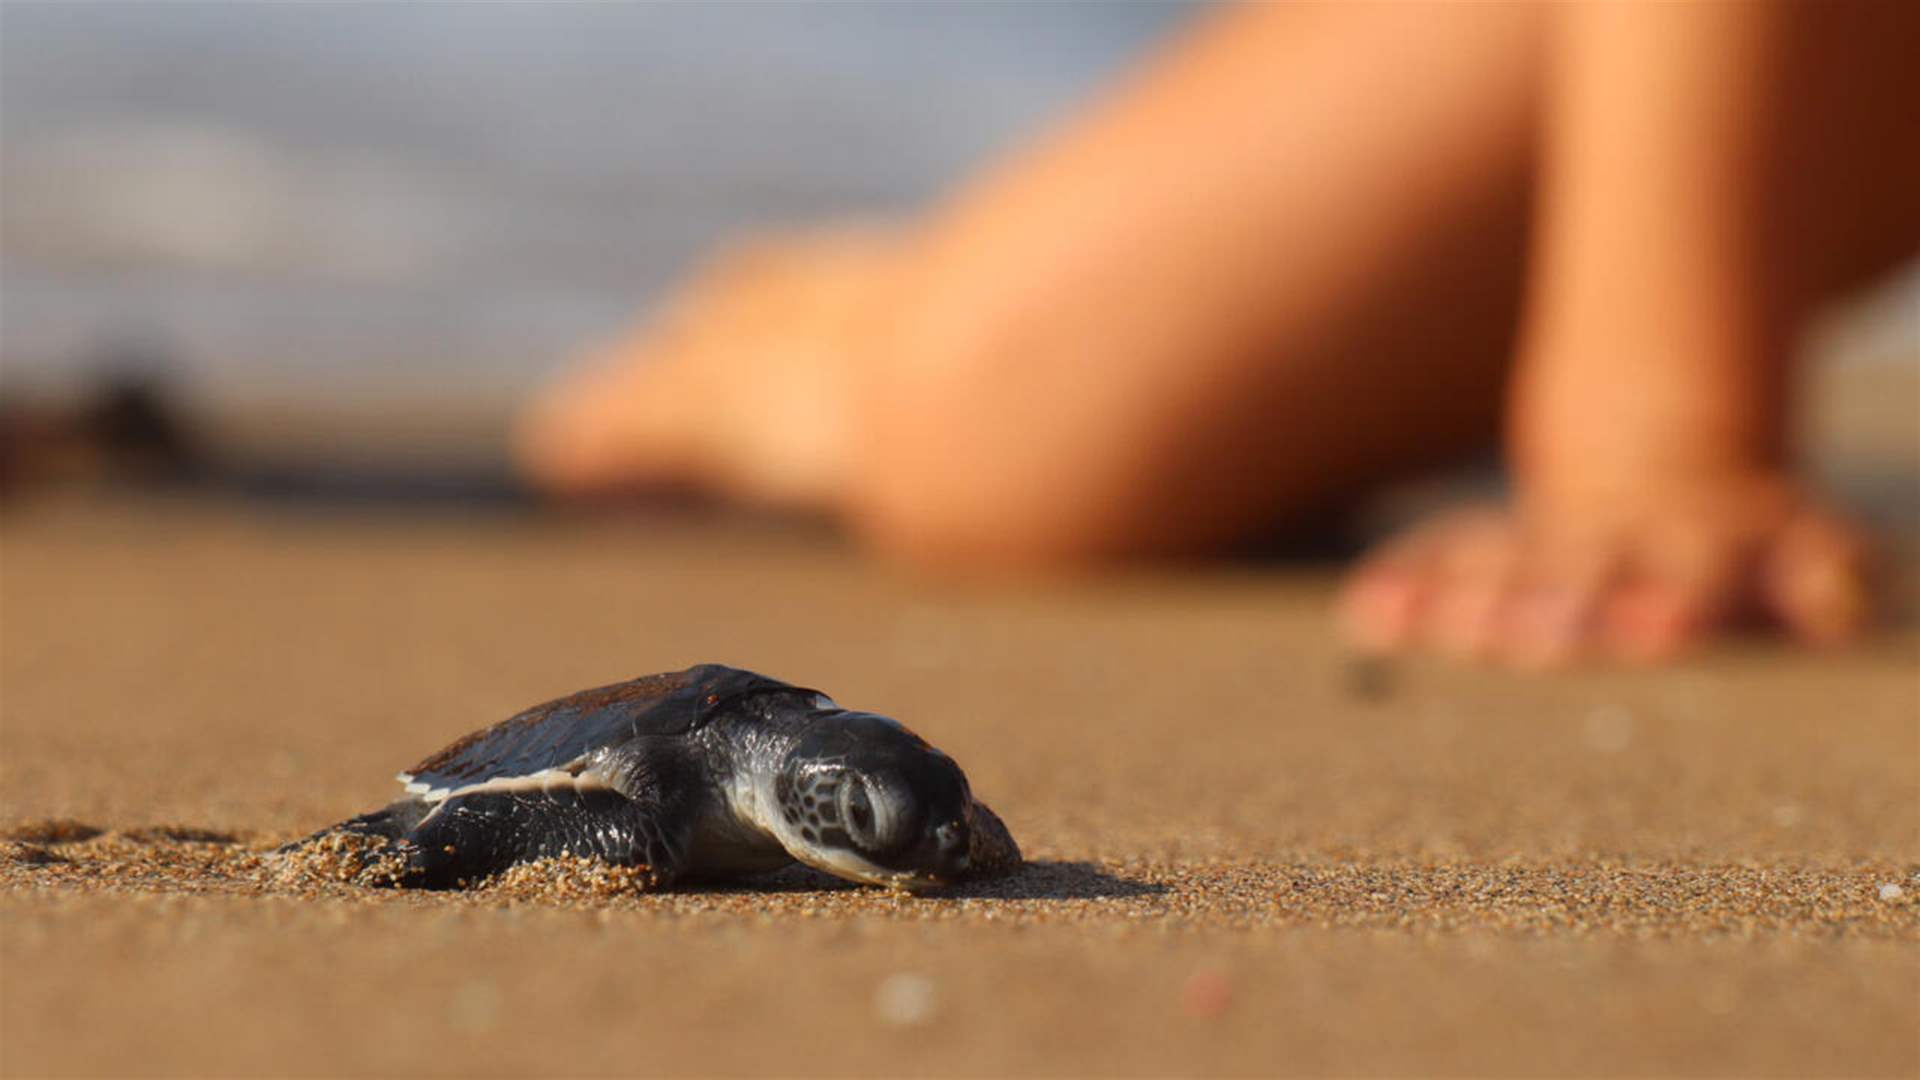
1341,0,1920,665
517,3,1547,565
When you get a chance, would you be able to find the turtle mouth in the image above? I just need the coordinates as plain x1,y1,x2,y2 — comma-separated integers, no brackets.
785,844,957,892
874,851,972,893
854,829,972,892
883,870,955,893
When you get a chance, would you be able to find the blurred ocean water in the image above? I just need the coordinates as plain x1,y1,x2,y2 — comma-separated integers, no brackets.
1,0,1911,445
1,2,1187,418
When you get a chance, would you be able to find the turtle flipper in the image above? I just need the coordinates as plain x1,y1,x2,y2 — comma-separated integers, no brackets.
273,798,431,855
336,799,435,841
399,785,691,889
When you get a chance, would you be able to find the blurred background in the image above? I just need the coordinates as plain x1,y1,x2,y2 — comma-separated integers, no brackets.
6,3,1917,657
0,1,1913,506
2,1,1191,481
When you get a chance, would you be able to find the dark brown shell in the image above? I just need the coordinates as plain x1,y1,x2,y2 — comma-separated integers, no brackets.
400,664,794,795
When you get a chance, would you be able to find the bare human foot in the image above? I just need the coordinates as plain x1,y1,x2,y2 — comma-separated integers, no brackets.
518,3,1540,569
1339,490,1872,668
1340,0,1912,667
514,227,902,511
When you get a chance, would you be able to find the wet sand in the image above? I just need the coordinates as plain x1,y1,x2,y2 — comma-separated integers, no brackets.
2,484,1916,1078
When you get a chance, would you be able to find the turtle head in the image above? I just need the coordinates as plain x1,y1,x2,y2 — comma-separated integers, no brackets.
772,711,973,890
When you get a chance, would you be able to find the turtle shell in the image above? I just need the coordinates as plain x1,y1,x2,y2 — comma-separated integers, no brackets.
398,664,797,799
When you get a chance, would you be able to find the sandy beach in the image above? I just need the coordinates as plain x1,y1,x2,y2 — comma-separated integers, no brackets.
5,4,1918,1072
3,465,1917,1076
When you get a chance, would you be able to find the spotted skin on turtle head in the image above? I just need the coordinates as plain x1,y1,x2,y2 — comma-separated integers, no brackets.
769,712,979,888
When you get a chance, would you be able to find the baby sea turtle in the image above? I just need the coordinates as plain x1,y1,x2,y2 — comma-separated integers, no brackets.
294,664,1020,891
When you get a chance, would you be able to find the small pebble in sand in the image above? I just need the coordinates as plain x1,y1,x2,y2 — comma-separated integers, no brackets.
1877,883,1904,901
1183,969,1233,1018
874,973,938,1027
1343,655,1396,702
1582,705,1635,754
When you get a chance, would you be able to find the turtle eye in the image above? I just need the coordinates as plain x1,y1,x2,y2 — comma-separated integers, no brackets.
839,779,879,849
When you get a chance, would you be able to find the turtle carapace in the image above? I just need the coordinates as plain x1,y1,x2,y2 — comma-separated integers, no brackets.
296,665,1020,891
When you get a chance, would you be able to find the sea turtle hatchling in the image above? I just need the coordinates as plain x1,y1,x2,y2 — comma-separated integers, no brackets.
291,664,1020,891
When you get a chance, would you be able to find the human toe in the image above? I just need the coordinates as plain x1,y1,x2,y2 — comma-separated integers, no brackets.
1340,528,1453,654
1596,581,1706,663
1764,510,1872,646
1596,531,1741,664
1339,510,1499,656
1496,542,1617,669
1339,565,1429,653
1425,525,1521,661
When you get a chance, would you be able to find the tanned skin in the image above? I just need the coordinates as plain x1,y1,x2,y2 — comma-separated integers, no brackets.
517,2,1918,668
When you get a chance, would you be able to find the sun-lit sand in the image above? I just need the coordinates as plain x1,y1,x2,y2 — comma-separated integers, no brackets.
0,364,1910,1076
2,480,1915,1076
